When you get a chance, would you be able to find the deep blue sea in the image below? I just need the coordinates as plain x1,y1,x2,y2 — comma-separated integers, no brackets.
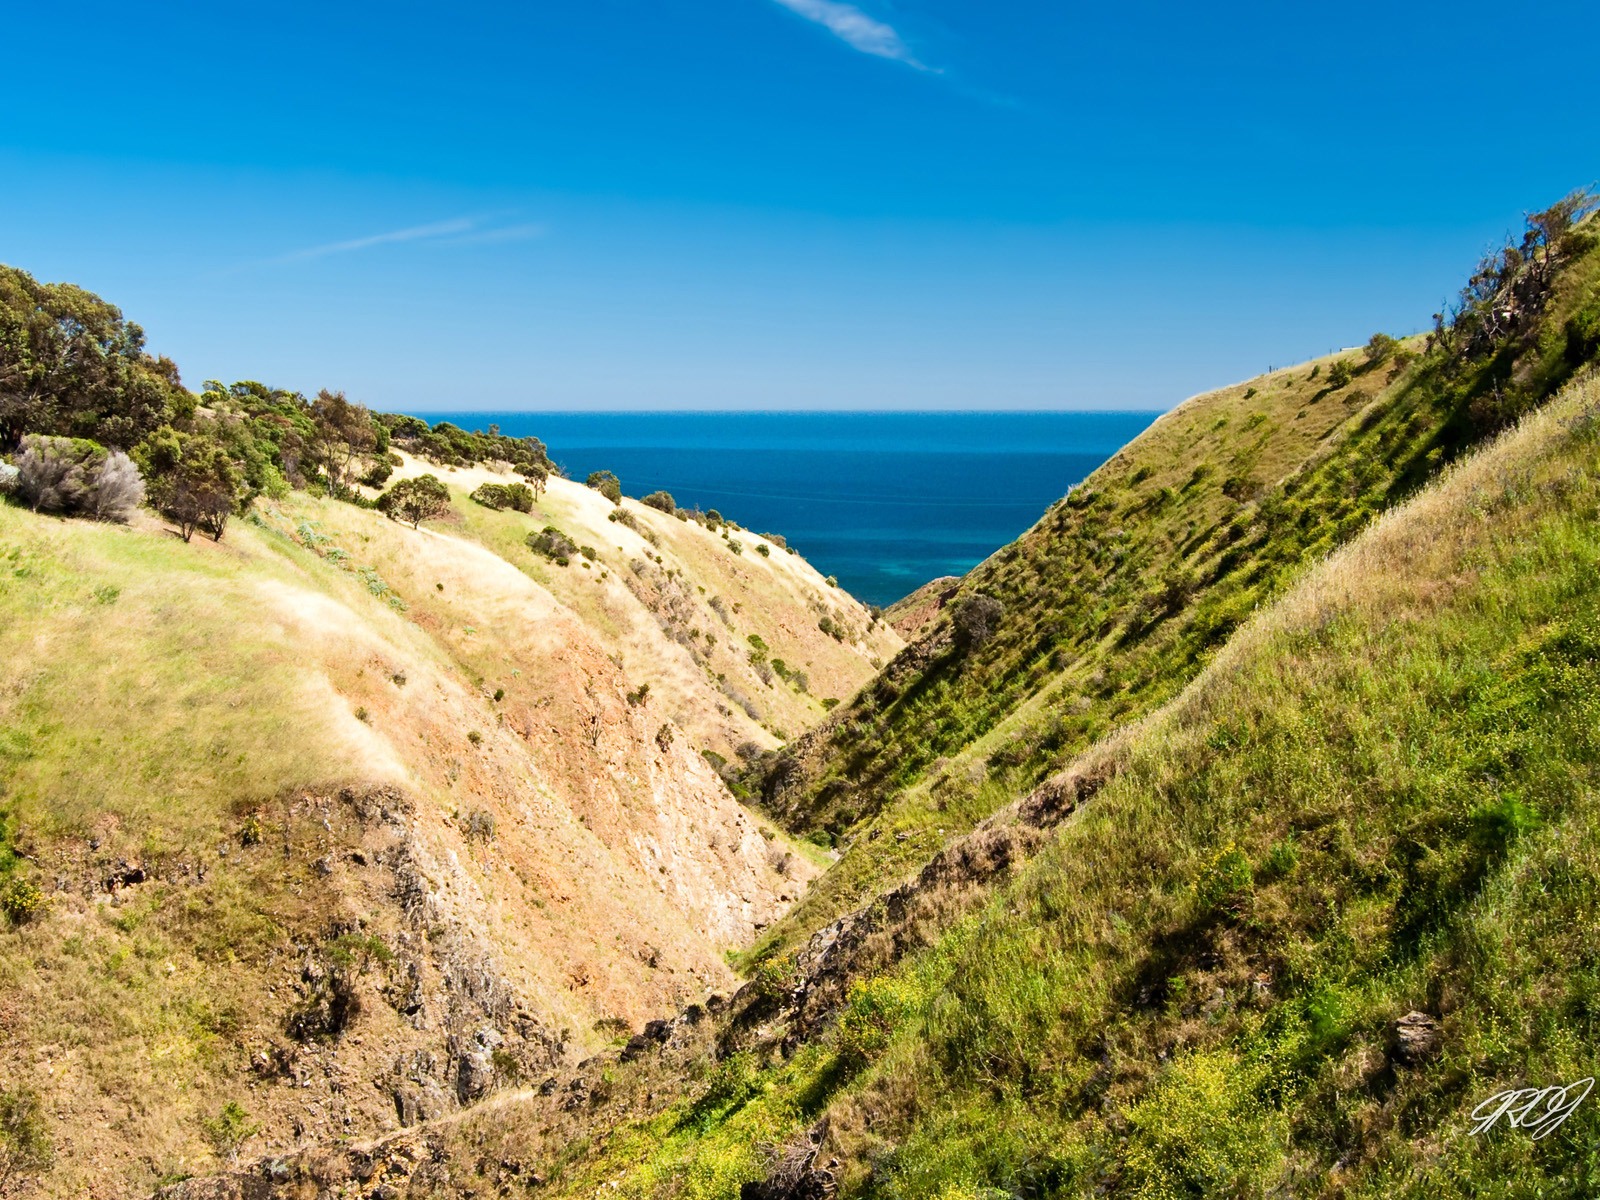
408,411,1160,608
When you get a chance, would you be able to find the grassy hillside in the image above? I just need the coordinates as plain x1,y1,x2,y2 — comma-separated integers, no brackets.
745,200,1600,965
0,453,881,1192
421,361,1600,1200
8,195,1600,1199
382,454,901,761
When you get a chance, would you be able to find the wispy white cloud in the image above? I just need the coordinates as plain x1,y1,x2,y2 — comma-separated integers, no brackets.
769,0,928,69
272,215,543,263
437,222,548,247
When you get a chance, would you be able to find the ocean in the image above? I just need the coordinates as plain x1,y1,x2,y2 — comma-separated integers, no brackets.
406,411,1161,608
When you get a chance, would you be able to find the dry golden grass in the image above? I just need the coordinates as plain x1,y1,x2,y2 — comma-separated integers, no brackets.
0,474,844,1195
381,453,901,758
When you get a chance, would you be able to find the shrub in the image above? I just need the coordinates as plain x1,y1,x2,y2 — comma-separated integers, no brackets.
378,415,551,478
238,814,263,847
359,457,394,488
755,542,770,557
1,877,45,925
586,469,622,504
13,435,145,521
1326,358,1356,388
378,474,451,528
837,974,923,1068
952,593,1004,649
1364,332,1399,365
470,481,535,512
1121,1051,1288,1198
137,429,244,541
1196,842,1254,911
527,525,577,563
641,490,675,513
0,1088,53,1186
91,451,145,521
200,1100,259,1165
471,482,510,509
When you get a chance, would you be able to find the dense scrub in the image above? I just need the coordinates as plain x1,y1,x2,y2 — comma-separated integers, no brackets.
0,267,556,539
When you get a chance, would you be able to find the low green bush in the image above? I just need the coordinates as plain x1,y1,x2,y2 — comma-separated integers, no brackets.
586,470,622,504
527,525,577,563
377,474,451,528
470,481,535,512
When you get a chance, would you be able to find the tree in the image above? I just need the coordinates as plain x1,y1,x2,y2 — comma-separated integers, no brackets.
0,265,181,449
586,469,622,504
1364,333,1399,366
309,389,377,492
138,428,245,542
379,474,451,528
520,462,548,499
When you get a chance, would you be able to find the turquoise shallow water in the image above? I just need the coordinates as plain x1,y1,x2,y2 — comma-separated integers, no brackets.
406,411,1161,607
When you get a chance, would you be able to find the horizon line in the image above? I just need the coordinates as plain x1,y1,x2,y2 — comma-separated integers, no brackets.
397,406,1170,416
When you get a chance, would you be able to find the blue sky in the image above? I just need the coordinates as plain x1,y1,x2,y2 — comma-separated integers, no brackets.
2,0,1596,411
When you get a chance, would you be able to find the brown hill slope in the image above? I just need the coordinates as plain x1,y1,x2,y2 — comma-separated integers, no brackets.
0,460,885,1193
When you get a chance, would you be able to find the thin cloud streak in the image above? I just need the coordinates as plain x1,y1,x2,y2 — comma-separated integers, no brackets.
769,0,929,69
270,216,545,264
439,222,548,247
274,217,477,262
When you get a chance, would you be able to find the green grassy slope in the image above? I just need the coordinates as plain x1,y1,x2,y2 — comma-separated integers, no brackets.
517,364,1600,1200
747,210,1600,965
830,367,1600,1198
